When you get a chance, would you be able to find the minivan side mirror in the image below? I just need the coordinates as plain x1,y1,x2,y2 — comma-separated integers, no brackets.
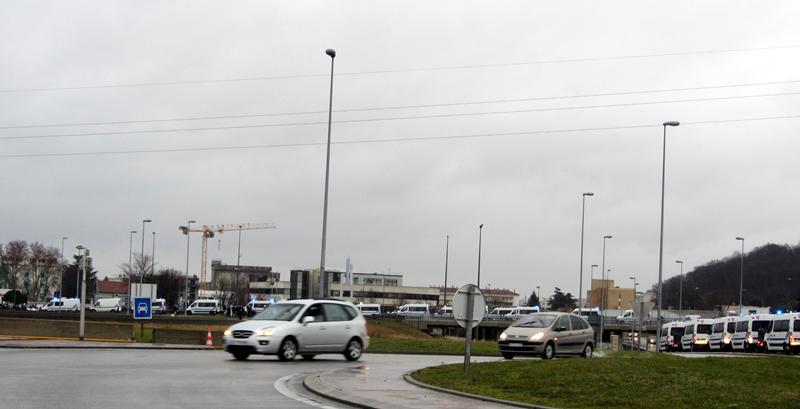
302,316,315,325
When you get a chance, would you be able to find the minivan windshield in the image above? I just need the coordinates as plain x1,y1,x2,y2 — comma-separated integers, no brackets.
253,303,303,321
512,313,556,328
696,324,712,334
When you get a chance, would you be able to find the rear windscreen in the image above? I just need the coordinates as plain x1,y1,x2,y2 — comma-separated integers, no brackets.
670,327,685,338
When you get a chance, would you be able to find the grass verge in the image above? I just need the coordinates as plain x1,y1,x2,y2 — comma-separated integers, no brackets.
412,352,800,409
368,337,500,356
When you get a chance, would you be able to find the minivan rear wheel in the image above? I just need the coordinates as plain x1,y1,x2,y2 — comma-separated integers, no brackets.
582,343,593,358
541,342,555,360
344,338,363,361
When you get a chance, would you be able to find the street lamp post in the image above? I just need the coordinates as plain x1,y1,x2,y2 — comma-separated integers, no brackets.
675,260,684,317
60,237,67,300
578,192,594,310
536,285,541,308
151,232,156,276
184,220,195,315
140,219,151,285
736,237,745,316
599,235,612,348
127,230,136,313
477,224,484,288
237,224,243,306
443,235,449,307
629,276,638,350
656,121,680,345
318,48,336,299
76,245,88,341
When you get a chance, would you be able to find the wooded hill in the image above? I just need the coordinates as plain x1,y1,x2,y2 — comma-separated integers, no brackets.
656,243,800,311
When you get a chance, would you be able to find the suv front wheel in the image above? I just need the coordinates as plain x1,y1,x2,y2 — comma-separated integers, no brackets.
278,338,297,361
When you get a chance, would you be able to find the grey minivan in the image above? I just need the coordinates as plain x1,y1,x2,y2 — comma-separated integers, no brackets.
498,312,595,359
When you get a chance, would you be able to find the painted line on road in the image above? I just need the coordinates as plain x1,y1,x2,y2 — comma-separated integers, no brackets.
274,374,344,409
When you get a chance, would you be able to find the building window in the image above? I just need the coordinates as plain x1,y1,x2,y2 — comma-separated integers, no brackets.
385,279,398,286
353,278,359,284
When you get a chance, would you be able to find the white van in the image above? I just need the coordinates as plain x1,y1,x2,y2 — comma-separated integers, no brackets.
42,298,80,311
489,307,515,318
572,307,601,318
616,309,637,324
247,300,272,314
356,303,381,317
91,298,122,312
709,316,737,351
505,306,540,318
658,321,686,352
151,298,167,314
435,305,452,316
186,299,220,315
732,314,774,352
681,318,714,351
393,304,430,317
765,312,800,353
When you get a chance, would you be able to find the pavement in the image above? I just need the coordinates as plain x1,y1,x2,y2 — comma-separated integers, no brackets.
0,335,536,409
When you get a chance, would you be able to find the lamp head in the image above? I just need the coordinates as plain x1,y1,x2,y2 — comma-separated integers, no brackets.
675,260,683,264
479,224,484,229
62,236,67,240
583,192,594,197
131,230,137,234
188,220,196,224
325,48,336,58
663,121,680,127
76,245,84,250
143,219,152,223
736,237,744,241
604,235,613,239
591,264,599,267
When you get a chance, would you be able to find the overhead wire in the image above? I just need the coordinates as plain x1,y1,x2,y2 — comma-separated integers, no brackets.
2,78,800,130
2,113,798,159
1,44,798,93
3,90,800,141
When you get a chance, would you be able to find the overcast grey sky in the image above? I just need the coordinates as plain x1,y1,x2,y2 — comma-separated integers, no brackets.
1,1,799,303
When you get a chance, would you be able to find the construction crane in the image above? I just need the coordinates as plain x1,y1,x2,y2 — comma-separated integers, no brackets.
179,223,277,293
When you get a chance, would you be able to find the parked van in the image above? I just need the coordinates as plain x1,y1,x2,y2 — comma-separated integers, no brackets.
435,305,452,316
151,298,167,314
505,306,540,318
247,300,272,314
186,299,220,315
732,314,774,352
42,298,81,311
765,312,800,353
572,307,601,318
709,316,737,351
91,298,122,312
681,318,714,351
489,307,515,318
356,303,382,317
658,321,686,352
393,304,430,317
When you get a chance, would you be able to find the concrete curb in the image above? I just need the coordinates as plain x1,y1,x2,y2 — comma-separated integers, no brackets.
0,345,220,350
403,372,559,409
303,370,379,409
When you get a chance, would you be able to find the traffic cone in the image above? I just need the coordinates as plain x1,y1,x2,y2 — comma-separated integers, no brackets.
206,328,213,347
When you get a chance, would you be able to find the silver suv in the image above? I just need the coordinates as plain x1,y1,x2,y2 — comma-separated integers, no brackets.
498,312,595,359
223,299,370,361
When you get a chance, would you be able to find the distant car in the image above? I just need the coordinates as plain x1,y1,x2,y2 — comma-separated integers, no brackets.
186,299,221,315
355,303,381,317
151,298,167,314
616,309,637,324
222,299,369,361
42,299,80,311
92,298,123,312
488,307,515,318
504,306,540,319
435,306,452,316
498,312,595,359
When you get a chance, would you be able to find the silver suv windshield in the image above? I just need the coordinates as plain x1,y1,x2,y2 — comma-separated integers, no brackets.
253,303,303,321
512,313,556,328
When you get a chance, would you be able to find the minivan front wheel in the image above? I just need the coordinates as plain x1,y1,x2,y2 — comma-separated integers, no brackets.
582,343,593,358
278,338,297,361
344,338,363,361
541,342,555,360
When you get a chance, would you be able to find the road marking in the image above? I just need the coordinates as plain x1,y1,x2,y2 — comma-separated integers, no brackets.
274,374,344,409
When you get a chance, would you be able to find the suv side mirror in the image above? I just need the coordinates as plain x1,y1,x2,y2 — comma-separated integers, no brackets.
302,316,315,325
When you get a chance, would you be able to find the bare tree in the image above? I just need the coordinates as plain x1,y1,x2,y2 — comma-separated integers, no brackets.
5,241,28,292
120,253,155,284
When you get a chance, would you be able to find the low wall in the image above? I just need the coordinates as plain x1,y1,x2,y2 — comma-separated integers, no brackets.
0,317,134,340
153,328,223,346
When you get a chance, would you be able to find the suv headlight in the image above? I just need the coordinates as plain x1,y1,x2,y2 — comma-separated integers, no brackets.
256,327,274,336
223,328,232,336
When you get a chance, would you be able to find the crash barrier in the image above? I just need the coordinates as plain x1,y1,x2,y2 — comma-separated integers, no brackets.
0,317,134,340
153,328,223,346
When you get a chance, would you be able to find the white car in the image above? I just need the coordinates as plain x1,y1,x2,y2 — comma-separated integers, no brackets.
223,299,370,361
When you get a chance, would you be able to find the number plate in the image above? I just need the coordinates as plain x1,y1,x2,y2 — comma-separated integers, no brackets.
509,342,522,347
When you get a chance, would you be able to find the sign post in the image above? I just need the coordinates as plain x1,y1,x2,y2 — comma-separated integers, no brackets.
453,284,485,373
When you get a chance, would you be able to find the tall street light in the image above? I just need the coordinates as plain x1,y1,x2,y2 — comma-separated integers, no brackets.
736,237,745,316
675,260,684,317
656,120,680,345
127,230,136,313
590,264,599,305
536,285,541,308
599,235,612,347
443,235,450,307
318,48,336,299
60,237,67,299
140,219,151,285
236,224,243,306
629,276,638,351
183,220,195,315
477,224,484,288
578,192,594,310
151,231,156,277
76,245,89,341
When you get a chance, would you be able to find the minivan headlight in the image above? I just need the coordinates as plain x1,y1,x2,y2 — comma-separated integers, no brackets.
256,327,274,336
529,332,544,341
499,332,507,340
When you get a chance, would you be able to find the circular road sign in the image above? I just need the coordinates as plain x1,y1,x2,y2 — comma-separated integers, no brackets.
453,284,486,328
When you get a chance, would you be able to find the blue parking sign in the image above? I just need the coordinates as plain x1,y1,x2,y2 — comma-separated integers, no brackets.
134,297,152,320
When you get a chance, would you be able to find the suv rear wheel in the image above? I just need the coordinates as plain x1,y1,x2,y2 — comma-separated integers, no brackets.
582,343,593,358
344,338,362,361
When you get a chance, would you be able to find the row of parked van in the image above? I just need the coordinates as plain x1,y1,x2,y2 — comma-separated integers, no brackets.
659,312,800,354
